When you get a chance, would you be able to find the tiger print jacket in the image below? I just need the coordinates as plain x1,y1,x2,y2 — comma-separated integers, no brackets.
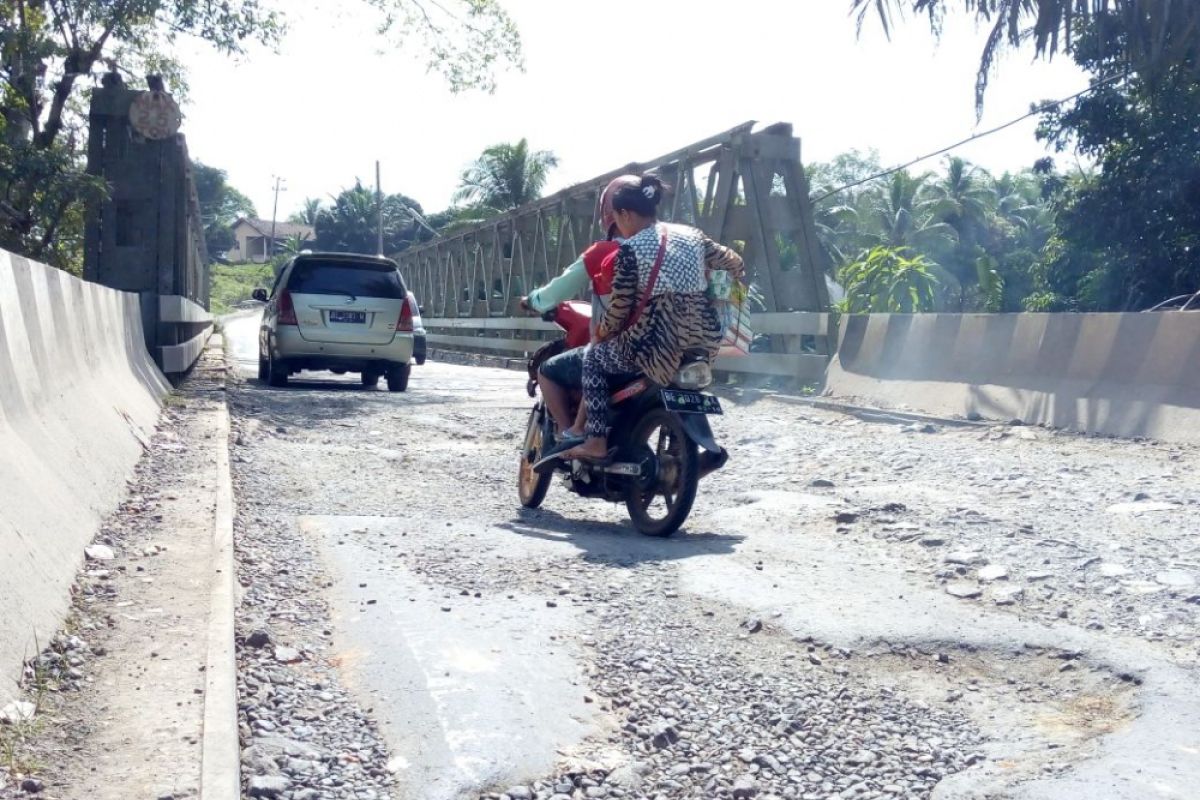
596,223,745,387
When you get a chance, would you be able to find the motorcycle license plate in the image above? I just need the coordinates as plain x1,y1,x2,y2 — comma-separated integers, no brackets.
661,389,722,415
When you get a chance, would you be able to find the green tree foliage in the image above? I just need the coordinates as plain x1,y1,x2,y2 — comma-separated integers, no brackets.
851,0,1200,113
0,123,103,272
0,0,522,269
277,233,311,258
453,138,559,213
805,150,885,268
366,0,522,94
861,171,959,254
192,161,255,261
842,1,1200,313
426,203,494,234
837,246,941,313
809,156,1067,312
807,149,884,193
314,181,431,255
209,260,274,315
1029,20,1200,310
289,198,323,226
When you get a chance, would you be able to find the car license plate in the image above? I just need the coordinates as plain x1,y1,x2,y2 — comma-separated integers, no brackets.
329,310,366,324
661,389,723,415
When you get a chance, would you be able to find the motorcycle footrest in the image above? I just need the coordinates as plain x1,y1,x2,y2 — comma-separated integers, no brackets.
603,462,643,477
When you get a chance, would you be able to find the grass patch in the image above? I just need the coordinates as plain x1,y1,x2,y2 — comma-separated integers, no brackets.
0,717,43,776
210,262,275,316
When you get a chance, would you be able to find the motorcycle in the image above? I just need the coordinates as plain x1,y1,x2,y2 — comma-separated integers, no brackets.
517,301,729,537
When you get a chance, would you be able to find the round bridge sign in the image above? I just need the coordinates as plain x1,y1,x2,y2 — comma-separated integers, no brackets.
129,90,182,140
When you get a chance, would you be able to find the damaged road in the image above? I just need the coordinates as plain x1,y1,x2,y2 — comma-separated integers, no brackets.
220,311,1199,800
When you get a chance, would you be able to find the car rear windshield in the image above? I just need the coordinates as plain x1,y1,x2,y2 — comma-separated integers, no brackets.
287,259,407,299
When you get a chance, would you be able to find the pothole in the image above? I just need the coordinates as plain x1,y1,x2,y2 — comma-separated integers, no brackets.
847,641,1139,791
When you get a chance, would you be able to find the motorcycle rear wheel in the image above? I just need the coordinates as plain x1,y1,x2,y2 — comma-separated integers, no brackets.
518,404,553,509
626,409,699,537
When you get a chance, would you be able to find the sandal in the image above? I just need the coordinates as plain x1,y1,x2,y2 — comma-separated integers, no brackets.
532,437,581,472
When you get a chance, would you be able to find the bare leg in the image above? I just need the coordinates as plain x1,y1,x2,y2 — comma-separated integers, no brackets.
539,373,573,433
561,343,615,460
563,400,587,439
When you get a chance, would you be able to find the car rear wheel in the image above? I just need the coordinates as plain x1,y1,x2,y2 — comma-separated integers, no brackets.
266,346,289,388
386,363,410,392
361,369,380,389
257,354,268,382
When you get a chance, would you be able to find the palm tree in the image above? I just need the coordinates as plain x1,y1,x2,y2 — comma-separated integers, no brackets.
454,139,559,212
925,157,1003,308
278,234,310,257
989,171,1059,254
289,198,322,226
813,202,863,269
428,204,494,234
859,171,958,253
851,0,1200,111
927,157,996,244
314,181,423,254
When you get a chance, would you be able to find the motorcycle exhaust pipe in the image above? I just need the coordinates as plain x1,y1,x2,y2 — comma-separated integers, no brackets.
699,448,729,479
604,449,728,480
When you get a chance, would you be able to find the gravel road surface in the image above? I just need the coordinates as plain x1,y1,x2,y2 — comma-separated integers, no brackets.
221,312,1199,800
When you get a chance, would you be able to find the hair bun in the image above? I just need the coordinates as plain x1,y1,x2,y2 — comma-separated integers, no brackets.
610,172,670,217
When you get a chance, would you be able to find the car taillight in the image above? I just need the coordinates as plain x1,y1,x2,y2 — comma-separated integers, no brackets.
397,298,414,332
278,290,298,325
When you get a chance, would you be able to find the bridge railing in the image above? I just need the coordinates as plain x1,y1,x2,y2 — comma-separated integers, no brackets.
425,311,834,385
397,121,831,325
403,120,835,385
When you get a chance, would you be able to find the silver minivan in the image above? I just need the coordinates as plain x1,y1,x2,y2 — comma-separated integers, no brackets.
255,253,417,391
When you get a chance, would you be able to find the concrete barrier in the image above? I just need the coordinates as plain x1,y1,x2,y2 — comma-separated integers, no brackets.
159,295,215,375
0,249,168,699
825,312,1200,442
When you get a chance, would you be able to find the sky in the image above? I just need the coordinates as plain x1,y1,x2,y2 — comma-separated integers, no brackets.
176,1,1090,221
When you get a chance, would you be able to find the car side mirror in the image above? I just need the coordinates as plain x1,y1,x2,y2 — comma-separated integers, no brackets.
252,288,268,303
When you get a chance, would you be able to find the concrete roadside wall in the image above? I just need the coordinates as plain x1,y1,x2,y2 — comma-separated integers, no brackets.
0,248,168,699
825,312,1200,443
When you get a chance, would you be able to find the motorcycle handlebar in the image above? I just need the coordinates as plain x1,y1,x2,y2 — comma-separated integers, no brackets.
519,296,558,324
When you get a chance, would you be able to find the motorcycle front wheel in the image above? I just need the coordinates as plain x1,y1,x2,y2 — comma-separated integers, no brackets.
518,403,553,509
626,409,699,537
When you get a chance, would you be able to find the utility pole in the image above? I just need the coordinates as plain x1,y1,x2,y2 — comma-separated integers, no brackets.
269,175,286,261
375,161,384,257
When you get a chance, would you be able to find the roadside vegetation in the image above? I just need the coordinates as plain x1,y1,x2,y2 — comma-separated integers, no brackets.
210,262,275,316
2,1,1196,313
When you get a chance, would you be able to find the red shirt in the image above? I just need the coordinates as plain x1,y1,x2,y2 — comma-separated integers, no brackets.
582,241,620,296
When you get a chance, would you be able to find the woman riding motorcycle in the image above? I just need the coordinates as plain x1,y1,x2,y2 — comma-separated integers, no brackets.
521,181,625,438
558,172,744,463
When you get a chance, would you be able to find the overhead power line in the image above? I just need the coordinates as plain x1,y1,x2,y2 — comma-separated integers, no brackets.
810,72,1127,205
